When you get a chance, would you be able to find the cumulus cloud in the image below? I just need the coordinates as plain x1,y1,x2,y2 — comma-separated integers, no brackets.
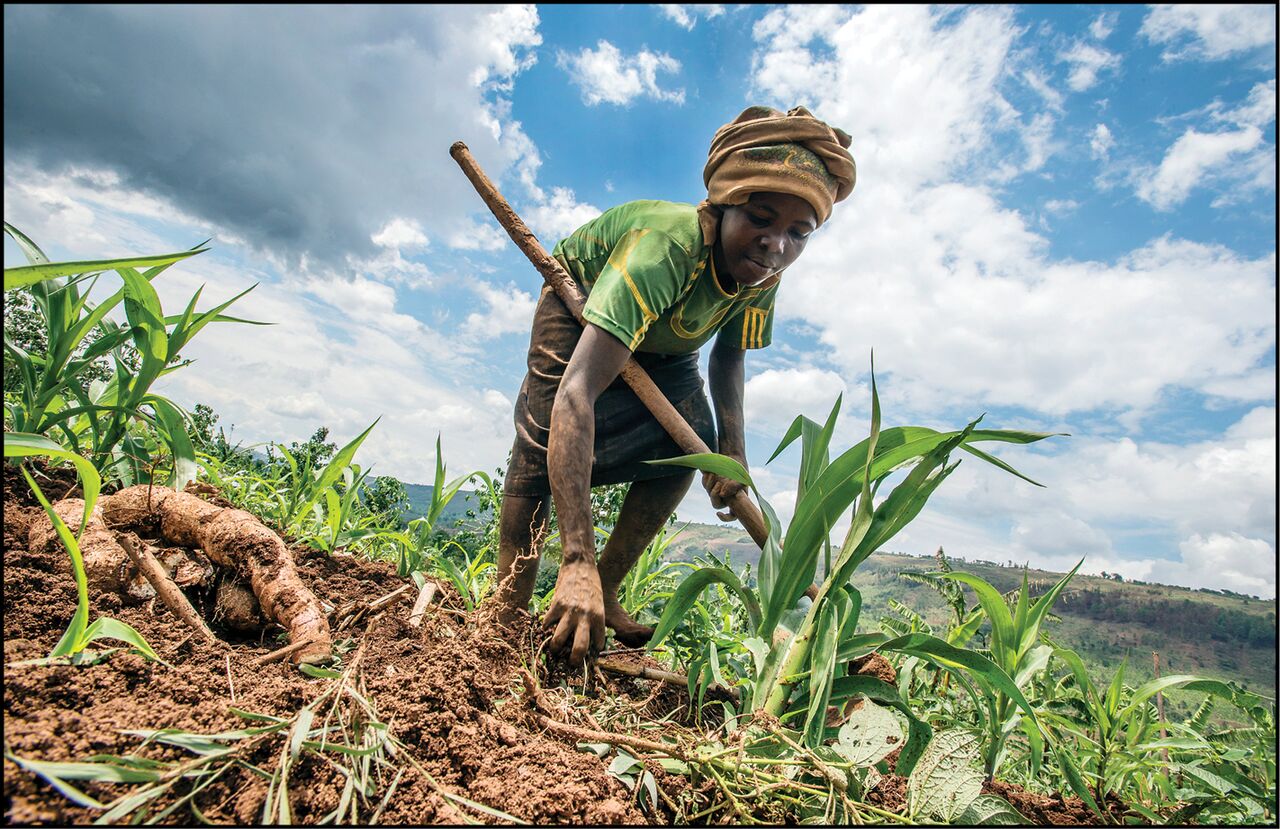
743,366,855,436
1088,11,1118,41
1059,41,1121,91
747,6,1275,421
371,218,429,251
1137,126,1264,210
1141,4,1278,62
2,5,545,269
1090,123,1115,159
658,4,725,31
446,217,508,252
462,283,539,341
556,41,685,106
523,187,602,244
751,5,1016,188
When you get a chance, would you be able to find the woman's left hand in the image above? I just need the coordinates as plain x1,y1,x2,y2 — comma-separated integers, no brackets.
702,464,747,521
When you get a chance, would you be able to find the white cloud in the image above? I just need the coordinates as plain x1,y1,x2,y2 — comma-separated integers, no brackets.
371,217,428,250
1059,41,1121,91
1141,5,1278,62
556,41,685,106
446,217,508,252
1021,112,1057,172
743,366,855,436
747,5,1275,421
467,5,543,91
1088,11,1118,41
463,282,539,340
1022,69,1064,113
523,186,602,243
1176,533,1275,597
1137,126,1264,210
1215,79,1278,130
1090,123,1115,159
752,5,1017,188
658,4,725,31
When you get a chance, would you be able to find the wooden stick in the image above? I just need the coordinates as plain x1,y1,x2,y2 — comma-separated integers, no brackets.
368,583,413,612
254,638,316,666
226,653,237,704
117,533,219,645
408,581,439,628
449,142,769,550
533,713,690,761
596,656,740,702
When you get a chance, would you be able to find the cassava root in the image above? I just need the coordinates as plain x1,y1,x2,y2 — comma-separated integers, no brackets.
117,533,219,645
100,485,332,664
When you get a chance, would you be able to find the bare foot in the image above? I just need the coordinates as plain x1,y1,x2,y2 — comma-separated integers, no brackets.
603,597,654,647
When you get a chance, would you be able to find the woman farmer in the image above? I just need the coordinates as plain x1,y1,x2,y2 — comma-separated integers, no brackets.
494,105,856,663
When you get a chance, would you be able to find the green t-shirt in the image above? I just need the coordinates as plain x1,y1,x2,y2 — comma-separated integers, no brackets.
552,200,779,354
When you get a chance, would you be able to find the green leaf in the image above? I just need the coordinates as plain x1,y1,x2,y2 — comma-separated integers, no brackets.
830,696,903,766
4,248,206,291
802,600,841,747
149,396,198,492
649,566,761,648
81,617,165,664
4,222,51,265
17,465,92,657
1016,559,1082,661
294,418,380,524
941,572,1016,672
906,729,984,822
796,674,932,777
644,452,753,486
3,432,101,534
955,794,1029,825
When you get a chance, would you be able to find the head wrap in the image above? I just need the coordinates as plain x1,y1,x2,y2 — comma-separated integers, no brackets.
698,105,856,246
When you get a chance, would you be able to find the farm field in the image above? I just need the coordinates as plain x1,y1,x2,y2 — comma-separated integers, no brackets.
662,529,1278,701
3,231,1276,825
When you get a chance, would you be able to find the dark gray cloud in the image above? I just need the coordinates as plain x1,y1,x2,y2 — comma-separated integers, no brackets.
3,5,539,267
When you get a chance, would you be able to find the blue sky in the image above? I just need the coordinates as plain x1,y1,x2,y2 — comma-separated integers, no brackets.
4,5,1275,596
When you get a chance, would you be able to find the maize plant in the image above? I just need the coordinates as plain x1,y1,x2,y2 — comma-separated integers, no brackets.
645,362,1100,808
4,222,261,488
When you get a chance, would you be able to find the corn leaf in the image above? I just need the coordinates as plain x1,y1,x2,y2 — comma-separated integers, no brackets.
4,248,206,292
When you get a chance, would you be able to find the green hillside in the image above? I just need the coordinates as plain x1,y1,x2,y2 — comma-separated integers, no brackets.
400,483,487,526
662,520,1277,709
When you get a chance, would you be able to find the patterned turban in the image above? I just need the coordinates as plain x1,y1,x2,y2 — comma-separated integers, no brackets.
698,105,856,246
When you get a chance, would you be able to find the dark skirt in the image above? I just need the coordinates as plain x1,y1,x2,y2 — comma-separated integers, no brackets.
503,285,717,497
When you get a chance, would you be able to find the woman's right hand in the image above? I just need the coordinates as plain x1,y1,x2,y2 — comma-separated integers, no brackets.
542,558,606,663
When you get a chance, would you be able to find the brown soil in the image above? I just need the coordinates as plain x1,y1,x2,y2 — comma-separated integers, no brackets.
2,462,1132,826
3,463,649,825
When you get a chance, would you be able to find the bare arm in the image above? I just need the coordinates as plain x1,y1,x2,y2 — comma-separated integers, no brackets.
706,335,748,514
543,323,632,661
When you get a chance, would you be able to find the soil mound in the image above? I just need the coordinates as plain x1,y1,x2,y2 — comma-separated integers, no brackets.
3,464,645,825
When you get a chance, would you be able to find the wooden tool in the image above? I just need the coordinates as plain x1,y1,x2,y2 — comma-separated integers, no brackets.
449,141,772,549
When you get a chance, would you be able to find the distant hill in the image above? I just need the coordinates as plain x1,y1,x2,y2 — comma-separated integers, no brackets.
660,519,1277,705
400,483,488,526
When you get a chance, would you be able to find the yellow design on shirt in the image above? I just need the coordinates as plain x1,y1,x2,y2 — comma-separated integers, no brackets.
741,307,769,349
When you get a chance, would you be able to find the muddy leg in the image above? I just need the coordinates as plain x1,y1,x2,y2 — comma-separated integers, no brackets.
597,472,694,647
492,493,550,624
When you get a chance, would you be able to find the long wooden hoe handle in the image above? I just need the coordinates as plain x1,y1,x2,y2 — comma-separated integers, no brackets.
449,141,770,549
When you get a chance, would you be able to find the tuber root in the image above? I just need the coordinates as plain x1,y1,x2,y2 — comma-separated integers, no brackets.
214,575,266,633
103,485,332,664
27,499,155,604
